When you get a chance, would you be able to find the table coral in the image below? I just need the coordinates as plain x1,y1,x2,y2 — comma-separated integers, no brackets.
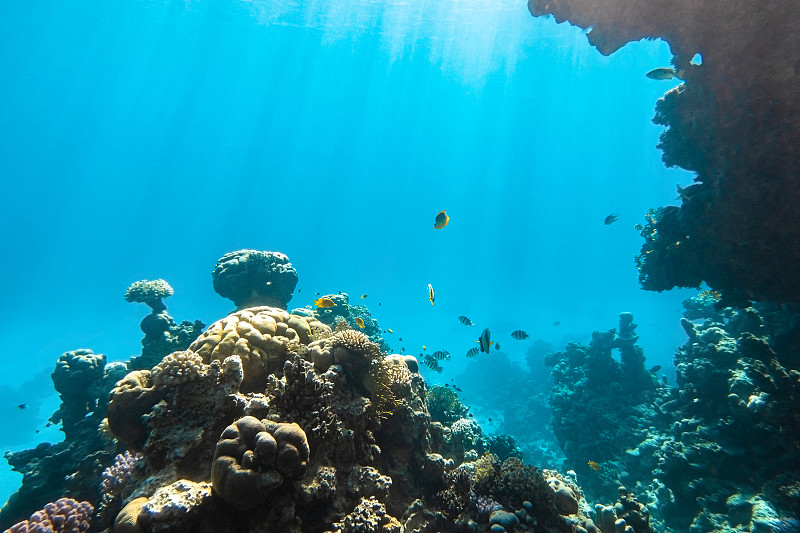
212,249,298,310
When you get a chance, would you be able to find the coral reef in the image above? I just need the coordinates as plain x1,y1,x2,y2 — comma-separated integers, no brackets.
312,293,390,354
212,249,298,310
528,0,800,303
7,497,94,533
125,279,205,371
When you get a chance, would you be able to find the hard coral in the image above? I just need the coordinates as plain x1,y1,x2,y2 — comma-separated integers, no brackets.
211,416,309,510
7,497,94,533
188,306,329,392
212,249,298,310
151,350,207,388
124,279,173,312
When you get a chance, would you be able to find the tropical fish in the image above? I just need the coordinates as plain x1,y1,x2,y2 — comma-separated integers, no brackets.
398,337,403,341
422,346,427,350
604,213,619,225
588,460,600,471
494,343,500,351
458,316,474,326
361,294,368,299
510,330,529,340
434,210,449,229
478,328,493,353
354,317,365,328
18,404,26,410
314,297,336,308
431,350,450,360
466,347,479,358
453,385,462,392
649,365,662,373
645,67,684,80
422,355,443,373
388,328,394,334
428,283,435,305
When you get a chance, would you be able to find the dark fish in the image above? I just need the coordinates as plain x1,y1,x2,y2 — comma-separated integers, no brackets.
422,355,443,373
478,328,493,353
468,413,473,417
458,316,474,326
428,283,435,305
488,418,493,423
445,383,450,387
649,365,662,373
510,330,529,340
434,210,449,229
494,343,500,351
431,350,450,360
604,213,619,225
466,347,479,358
18,404,26,410
297,289,301,293
361,294,368,299
316,292,320,295
553,321,561,327
453,385,462,392
645,67,684,80
398,337,403,341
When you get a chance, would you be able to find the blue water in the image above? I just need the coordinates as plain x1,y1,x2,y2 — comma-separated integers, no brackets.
0,0,694,504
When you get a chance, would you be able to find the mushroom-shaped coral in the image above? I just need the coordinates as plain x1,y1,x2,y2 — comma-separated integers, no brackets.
7,497,94,533
188,306,330,392
211,416,309,510
124,279,174,313
212,250,299,310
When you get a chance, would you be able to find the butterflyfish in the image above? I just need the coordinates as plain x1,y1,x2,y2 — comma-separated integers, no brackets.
588,460,600,471
428,284,435,305
434,210,449,229
354,317,365,328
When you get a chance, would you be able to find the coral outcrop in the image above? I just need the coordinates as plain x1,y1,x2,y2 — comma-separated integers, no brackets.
212,249,299,310
7,497,94,533
528,0,800,303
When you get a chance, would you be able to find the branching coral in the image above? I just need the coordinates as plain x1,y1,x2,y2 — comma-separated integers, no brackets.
426,385,467,424
7,498,94,533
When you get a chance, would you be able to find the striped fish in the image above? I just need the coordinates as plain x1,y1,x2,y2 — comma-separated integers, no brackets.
478,328,493,353
422,355,443,373
511,330,529,340
458,316,474,326
466,347,479,358
431,350,450,360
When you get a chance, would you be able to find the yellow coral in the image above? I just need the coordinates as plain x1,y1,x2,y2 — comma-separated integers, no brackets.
152,351,207,388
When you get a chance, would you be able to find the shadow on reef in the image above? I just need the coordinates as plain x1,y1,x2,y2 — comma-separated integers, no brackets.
2,250,636,533
542,300,800,532
528,0,800,304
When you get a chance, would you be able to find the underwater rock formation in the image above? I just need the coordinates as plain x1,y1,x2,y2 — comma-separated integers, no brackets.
125,279,205,371
528,0,800,303
212,249,299,310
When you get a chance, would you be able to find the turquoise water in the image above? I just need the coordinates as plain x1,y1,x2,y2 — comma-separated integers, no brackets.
0,0,693,505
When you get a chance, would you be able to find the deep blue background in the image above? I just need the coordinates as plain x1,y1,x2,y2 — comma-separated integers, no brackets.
0,0,693,502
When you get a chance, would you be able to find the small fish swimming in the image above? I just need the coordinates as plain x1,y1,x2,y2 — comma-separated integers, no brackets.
388,328,394,334
422,346,427,350
478,328,493,353
18,404,26,410
510,330,529,340
466,347,479,358
588,460,600,471
354,317,365,328
434,210,449,229
458,316,474,326
314,297,336,308
645,67,684,80
494,343,500,351
422,355,443,373
453,385,462,392
431,350,450,360
553,321,561,327
604,213,619,225
360,294,368,299
398,337,403,341
428,283,435,305
649,365,662,373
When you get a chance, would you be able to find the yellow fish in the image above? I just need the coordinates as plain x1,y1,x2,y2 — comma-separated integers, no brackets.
434,210,449,229
361,294,368,299
354,317,365,328
588,460,600,471
314,297,336,308
428,283,435,305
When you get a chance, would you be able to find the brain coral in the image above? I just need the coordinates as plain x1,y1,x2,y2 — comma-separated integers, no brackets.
211,416,309,510
212,250,299,310
188,306,330,392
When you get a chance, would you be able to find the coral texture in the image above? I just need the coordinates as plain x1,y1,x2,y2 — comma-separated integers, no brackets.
212,249,299,310
6,498,94,533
